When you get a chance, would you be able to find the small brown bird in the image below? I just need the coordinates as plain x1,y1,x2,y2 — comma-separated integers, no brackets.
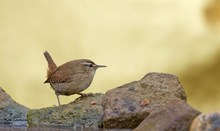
43,51,106,106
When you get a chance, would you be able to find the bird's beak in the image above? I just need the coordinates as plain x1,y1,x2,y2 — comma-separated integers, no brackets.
95,64,107,68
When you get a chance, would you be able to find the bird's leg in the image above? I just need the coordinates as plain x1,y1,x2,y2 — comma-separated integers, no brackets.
55,93,61,106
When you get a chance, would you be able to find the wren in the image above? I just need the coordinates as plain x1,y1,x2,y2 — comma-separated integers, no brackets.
43,51,106,106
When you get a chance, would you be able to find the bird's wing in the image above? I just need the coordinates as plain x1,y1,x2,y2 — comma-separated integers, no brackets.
44,64,83,84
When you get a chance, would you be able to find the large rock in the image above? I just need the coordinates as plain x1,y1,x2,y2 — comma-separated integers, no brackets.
134,99,200,131
0,87,29,126
102,72,187,129
27,93,104,129
190,112,220,131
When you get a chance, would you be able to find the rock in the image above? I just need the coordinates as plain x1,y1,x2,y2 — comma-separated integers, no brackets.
27,93,104,129
102,72,187,129
190,112,220,131
0,87,29,126
134,99,200,131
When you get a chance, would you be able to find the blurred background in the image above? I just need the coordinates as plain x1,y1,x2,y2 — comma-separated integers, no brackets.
0,0,220,112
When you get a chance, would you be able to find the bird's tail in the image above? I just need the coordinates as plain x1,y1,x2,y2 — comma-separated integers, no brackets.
43,51,57,77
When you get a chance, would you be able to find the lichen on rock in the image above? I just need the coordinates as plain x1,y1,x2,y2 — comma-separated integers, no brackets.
27,93,104,129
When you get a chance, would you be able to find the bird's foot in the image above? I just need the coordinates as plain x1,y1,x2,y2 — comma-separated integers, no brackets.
80,93,94,97
76,93,94,100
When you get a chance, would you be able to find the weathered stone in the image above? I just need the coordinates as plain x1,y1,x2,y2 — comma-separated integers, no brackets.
0,87,29,126
190,112,220,131
134,99,200,131
27,93,104,129
102,72,187,129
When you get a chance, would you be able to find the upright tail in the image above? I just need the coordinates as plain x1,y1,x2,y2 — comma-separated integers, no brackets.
43,51,57,77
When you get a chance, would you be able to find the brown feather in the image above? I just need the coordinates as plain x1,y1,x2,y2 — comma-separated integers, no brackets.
43,51,57,78
44,60,85,83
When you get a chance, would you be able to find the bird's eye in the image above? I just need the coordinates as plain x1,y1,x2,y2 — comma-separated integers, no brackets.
82,62,94,67
89,64,93,67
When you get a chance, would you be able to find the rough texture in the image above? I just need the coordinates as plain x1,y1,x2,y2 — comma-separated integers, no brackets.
102,72,187,129
27,93,104,129
134,99,200,131
0,87,29,126
190,112,220,131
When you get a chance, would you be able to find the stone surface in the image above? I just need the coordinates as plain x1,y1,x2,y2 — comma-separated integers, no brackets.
0,126,131,131
134,99,200,131
0,87,29,126
190,112,220,131
102,72,187,129
27,93,104,129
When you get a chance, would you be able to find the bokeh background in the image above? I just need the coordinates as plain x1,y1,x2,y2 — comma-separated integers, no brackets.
0,0,220,112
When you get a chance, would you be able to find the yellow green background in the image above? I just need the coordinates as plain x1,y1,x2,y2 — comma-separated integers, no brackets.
0,0,220,112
